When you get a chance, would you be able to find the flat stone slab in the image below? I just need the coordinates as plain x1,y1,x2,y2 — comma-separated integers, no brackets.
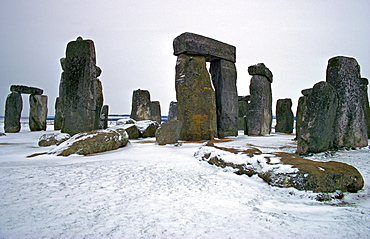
173,32,236,63
10,85,43,95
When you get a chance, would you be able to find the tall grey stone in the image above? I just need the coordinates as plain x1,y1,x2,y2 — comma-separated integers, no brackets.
54,97,63,130
168,101,178,121
238,96,249,130
360,78,370,138
150,101,161,124
275,98,294,134
29,94,48,131
95,79,104,129
326,56,368,147
175,54,217,140
297,82,338,154
130,89,151,121
210,59,238,138
4,92,22,133
247,72,272,136
99,105,109,129
60,37,103,135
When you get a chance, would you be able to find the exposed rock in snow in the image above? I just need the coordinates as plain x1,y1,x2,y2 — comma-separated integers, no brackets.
38,133,71,147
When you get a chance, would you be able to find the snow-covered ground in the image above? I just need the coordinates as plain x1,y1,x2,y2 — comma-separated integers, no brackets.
0,123,369,239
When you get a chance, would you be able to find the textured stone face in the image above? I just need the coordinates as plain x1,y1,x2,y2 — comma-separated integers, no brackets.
29,95,48,131
295,96,307,140
175,54,217,140
99,105,109,129
275,98,294,134
54,97,63,130
4,92,22,133
247,75,272,135
150,101,161,124
130,89,151,121
326,56,368,147
297,82,338,154
61,38,103,135
248,63,273,83
173,32,236,63
10,85,43,95
360,78,370,138
168,101,178,121
210,59,238,138
238,96,249,130
155,120,183,145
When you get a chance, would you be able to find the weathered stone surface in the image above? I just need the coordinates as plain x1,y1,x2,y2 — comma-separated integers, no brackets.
54,97,63,130
198,146,364,193
155,120,183,145
29,95,48,131
295,96,307,140
38,133,71,147
297,82,338,154
121,124,140,139
247,75,272,135
94,79,104,129
60,37,103,135
301,88,312,96
150,101,161,124
10,85,43,95
116,117,136,125
52,127,129,156
173,32,236,63
130,89,151,121
248,63,273,83
238,96,250,131
168,101,178,121
136,120,160,138
275,98,294,134
210,59,238,138
99,105,109,129
175,54,217,140
360,78,370,138
326,56,368,147
4,92,22,133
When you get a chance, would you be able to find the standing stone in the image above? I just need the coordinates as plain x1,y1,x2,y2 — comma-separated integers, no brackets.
275,98,294,134
238,96,250,132
175,54,217,140
130,89,151,121
54,97,63,130
297,82,338,154
150,101,161,124
296,88,312,139
210,59,238,138
155,120,183,145
4,92,22,133
60,37,103,135
94,79,104,129
360,78,370,138
247,66,272,135
99,105,109,129
168,101,178,121
29,95,48,131
326,56,368,147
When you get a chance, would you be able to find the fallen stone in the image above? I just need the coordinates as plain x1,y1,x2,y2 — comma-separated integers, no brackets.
248,63,273,83
173,32,236,63
136,120,160,138
10,85,43,95
29,95,48,131
156,120,183,145
4,92,22,133
38,133,71,147
51,127,129,156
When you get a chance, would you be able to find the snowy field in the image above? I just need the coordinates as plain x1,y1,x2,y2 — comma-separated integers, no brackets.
0,122,369,239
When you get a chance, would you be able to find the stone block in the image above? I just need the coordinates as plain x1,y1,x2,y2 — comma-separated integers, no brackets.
248,63,273,83
4,92,22,133
10,85,43,95
29,94,48,131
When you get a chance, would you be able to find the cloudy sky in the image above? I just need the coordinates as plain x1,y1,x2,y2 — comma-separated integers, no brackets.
1,0,369,117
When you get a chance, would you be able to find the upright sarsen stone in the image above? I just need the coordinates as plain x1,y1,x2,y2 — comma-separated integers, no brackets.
326,56,368,147
4,92,22,133
130,89,151,121
54,97,63,130
175,54,217,140
210,59,238,138
99,105,109,129
150,101,161,124
360,78,370,138
61,37,103,135
168,101,178,121
29,95,48,131
275,98,294,134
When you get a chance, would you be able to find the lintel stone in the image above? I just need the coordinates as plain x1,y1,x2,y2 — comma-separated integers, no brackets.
10,85,43,95
173,32,236,63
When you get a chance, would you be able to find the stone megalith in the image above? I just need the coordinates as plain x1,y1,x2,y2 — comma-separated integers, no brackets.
10,85,43,95
275,98,294,134
297,82,338,154
29,94,48,131
175,54,217,140
150,101,161,124
4,92,22,133
173,32,237,139
295,88,312,139
326,56,368,147
155,120,183,145
360,78,370,138
210,59,238,138
99,105,109,129
247,64,273,135
54,97,63,130
168,101,178,121
130,89,151,121
238,96,250,131
60,37,103,135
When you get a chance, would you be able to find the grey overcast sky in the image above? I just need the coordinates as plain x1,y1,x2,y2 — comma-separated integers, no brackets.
1,0,369,117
